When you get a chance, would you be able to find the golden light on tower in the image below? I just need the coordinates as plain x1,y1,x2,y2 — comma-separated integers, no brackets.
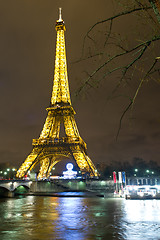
16,8,99,179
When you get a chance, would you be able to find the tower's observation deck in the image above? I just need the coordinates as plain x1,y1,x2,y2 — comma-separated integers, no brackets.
16,9,99,179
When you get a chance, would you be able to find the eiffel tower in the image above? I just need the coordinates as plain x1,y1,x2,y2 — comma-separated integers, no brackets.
16,9,99,179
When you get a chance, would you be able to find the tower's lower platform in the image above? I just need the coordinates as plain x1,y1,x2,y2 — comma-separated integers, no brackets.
16,137,99,179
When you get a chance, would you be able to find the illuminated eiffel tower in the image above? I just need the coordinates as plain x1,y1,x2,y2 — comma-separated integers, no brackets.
16,9,99,179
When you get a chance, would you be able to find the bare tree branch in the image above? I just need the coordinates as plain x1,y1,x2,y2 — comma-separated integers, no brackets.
116,55,160,139
116,77,144,140
76,35,160,96
75,1,160,138
116,100,133,140
104,19,113,47
81,6,152,58
73,52,103,64
149,0,160,23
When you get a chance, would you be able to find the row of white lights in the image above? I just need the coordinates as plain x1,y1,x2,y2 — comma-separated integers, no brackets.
0,168,16,175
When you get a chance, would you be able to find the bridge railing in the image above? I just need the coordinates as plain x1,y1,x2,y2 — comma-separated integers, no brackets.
0,179,31,183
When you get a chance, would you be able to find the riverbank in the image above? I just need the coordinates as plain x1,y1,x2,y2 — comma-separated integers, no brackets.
26,191,105,198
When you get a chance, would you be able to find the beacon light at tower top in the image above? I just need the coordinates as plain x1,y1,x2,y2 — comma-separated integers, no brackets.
16,8,99,179
58,7,63,22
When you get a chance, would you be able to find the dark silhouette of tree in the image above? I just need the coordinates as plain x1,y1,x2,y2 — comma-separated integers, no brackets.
147,159,160,174
0,163,17,179
102,157,160,178
75,0,160,137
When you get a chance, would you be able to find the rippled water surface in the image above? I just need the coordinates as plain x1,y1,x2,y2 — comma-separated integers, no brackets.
0,196,160,240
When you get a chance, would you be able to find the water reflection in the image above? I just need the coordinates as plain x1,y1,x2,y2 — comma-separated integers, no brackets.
57,198,86,239
0,197,160,240
122,200,160,240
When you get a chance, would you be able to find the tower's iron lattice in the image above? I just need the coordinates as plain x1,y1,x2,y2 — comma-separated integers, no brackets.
16,9,99,179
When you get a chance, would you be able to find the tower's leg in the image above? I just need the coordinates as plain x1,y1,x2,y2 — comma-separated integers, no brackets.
37,157,51,179
40,114,61,139
64,115,80,137
50,116,61,138
40,112,55,138
72,148,99,177
85,155,99,177
16,149,41,178
46,158,60,178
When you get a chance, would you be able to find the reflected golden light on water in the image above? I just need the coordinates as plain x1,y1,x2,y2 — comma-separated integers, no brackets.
0,196,160,240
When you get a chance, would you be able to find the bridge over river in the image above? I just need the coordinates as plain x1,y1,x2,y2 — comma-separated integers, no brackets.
0,180,32,197
0,179,114,197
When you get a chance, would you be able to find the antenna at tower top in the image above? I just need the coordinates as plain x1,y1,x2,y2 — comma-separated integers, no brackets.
58,7,63,22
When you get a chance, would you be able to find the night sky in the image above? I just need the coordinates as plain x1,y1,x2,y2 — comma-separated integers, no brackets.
0,0,160,169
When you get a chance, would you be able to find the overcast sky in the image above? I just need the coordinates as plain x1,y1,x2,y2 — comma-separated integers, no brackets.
0,0,160,169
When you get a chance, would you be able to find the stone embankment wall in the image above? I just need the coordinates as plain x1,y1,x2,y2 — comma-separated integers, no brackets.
30,179,115,195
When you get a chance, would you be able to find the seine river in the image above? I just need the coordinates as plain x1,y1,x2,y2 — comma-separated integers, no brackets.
0,196,160,240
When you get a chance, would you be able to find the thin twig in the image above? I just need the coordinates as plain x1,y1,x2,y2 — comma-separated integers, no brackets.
116,56,160,139
116,77,144,140
73,52,103,64
104,19,113,47
116,100,133,140
81,6,152,57
77,35,160,95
